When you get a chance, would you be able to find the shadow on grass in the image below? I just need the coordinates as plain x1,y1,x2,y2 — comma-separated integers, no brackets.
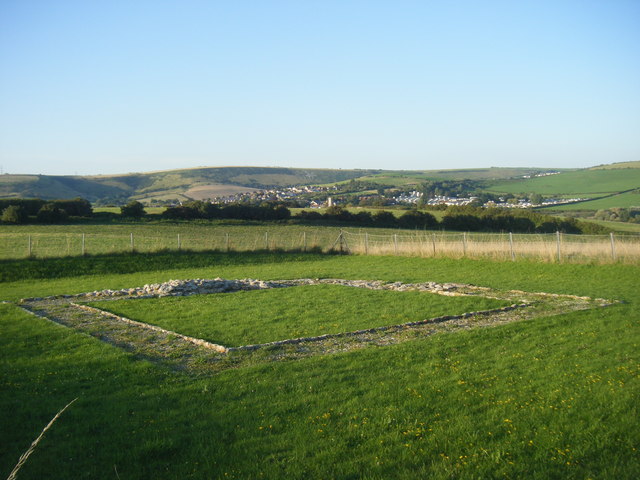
0,248,334,282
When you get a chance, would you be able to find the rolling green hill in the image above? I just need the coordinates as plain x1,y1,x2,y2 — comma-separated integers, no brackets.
487,163,640,196
542,190,640,211
0,166,562,203
1,163,638,209
589,160,640,170
350,167,560,187
0,167,375,203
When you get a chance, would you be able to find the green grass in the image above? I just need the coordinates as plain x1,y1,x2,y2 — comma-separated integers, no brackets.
356,167,555,185
88,285,509,347
1,222,457,260
590,161,640,170
541,190,640,211
0,251,331,287
587,219,640,233
1,254,639,479
488,168,640,195
0,223,347,259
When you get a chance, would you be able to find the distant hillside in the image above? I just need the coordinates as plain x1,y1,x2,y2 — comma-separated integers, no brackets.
487,163,640,195
2,163,637,208
542,191,640,211
349,167,561,187
0,167,376,203
0,166,550,203
589,161,640,170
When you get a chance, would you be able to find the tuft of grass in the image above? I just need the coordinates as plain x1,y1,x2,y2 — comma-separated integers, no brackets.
6,398,77,480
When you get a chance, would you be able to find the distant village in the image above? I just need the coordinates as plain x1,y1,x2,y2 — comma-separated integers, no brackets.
207,181,586,209
521,171,561,179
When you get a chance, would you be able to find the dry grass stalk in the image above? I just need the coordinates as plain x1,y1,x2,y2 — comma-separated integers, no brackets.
345,232,640,264
6,398,78,480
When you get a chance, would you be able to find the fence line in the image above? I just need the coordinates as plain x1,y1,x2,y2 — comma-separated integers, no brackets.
341,230,640,263
1,230,639,263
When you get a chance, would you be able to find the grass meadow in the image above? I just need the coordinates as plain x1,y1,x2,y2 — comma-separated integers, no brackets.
487,168,640,195
1,250,639,479
542,191,640,211
588,220,640,234
1,222,638,263
88,285,509,347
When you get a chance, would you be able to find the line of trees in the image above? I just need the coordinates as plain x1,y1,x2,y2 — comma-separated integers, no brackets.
296,205,608,234
162,201,291,221
298,206,437,229
0,198,93,224
0,197,610,234
440,206,607,234
419,179,481,198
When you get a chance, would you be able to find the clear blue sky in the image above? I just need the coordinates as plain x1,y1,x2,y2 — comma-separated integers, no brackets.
1,0,639,175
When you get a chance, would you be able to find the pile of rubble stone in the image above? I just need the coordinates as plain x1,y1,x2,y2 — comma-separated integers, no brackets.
78,278,288,299
21,277,472,303
310,279,460,293
74,277,465,300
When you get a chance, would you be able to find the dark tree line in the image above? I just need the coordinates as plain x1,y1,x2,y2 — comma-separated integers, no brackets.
0,198,93,216
297,206,438,229
0,198,93,224
0,196,609,234
297,205,608,234
440,206,607,234
419,180,482,198
163,201,291,221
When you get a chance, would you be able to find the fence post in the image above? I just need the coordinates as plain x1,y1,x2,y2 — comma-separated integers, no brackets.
432,233,436,256
225,233,230,252
82,233,85,256
177,234,181,251
556,231,561,262
303,231,307,252
331,229,349,254
509,232,515,261
331,230,342,253
610,232,616,261
130,233,134,252
27,235,32,257
462,232,467,257
394,234,398,255
364,232,369,255
265,232,269,250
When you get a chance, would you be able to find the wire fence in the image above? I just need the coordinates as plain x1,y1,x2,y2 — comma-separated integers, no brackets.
1,229,639,263
341,230,640,263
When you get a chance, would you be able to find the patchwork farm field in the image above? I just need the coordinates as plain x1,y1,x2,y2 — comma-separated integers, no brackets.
1,251,639,479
